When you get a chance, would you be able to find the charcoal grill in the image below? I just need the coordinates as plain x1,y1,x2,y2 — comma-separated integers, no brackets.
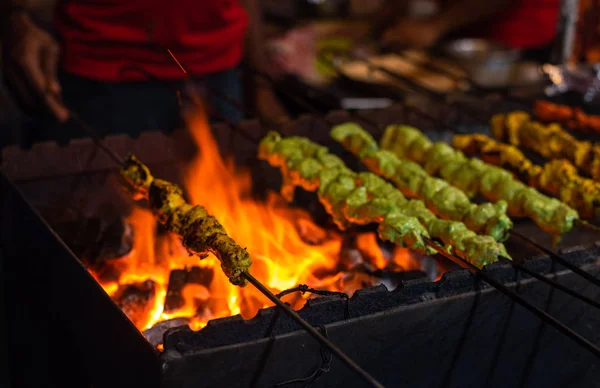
2,100,600,388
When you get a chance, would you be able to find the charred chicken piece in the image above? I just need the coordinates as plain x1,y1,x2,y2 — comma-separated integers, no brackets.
491,111,600,181
453,133,600,219
331,123,513,242
259,131,510,268
380,125,579,245
120,155,252,286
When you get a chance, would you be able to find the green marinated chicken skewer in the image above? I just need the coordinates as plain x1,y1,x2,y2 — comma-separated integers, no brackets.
331,123,513,242
380,125,579,245
120,154,253,286
258,131,511,268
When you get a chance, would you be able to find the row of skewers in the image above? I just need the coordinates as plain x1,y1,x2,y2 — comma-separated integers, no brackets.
482,111,600,217
118,113,598,284
257,117,599,271
102,116,598,387
120,112,600,286
242,61,600,362
105,95,600,379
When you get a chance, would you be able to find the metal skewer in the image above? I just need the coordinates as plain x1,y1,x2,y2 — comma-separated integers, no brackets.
509,230,600,288
242,272,385,388
421,238,600,359
69,112,125,165
511,262,600,310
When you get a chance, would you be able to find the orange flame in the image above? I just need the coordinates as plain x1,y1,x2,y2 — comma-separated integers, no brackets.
181,110,342,319
90,105,441,337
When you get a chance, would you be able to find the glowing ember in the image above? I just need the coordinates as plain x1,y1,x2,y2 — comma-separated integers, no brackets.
89,108,437,336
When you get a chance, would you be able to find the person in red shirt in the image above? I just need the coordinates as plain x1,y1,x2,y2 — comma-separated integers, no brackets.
379,0,559,54
1,0,287,143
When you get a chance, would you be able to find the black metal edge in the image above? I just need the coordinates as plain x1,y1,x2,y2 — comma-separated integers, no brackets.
161,242,599,354
160,264,600,388
0,171,161,387
160,283,487,362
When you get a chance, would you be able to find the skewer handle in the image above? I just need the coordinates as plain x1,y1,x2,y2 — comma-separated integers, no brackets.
512,263,600,310
423,238,600,359
242,272,386,388
510,231,600,288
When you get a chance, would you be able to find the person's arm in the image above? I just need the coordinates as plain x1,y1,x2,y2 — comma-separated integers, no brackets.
382,0,518,48
241,0,289,124
1,0,68,121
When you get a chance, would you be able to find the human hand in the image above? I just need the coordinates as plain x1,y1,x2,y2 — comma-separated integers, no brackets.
2,12,69,122
382,19,448,49
255,86,289,126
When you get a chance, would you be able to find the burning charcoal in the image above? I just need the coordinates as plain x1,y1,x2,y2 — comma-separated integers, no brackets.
296,217,328,245
342,248,365,269
156,222,170,236
349,262,377,274
340,233,364,269
418,255,440,281
238,294,265,317
97,218,134,261
204,296,233,318
94,201,121,221
164,271,187,313
195,306,213,323
293,190,333,228
187,267,214,286
93,262,121,284
340,271,375,295
50,213,134,269
164,267,214,313
114,280,157,328
51,216,103,264
388,247,441,281
143,318,190,347
377,241,395,261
